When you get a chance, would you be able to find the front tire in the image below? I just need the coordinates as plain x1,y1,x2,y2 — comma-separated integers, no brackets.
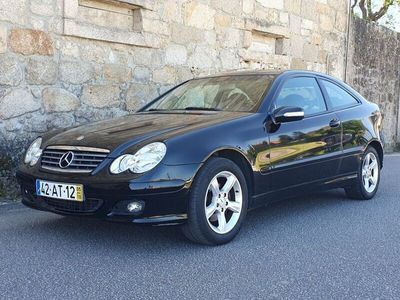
182,157,248,245
345,146,381,200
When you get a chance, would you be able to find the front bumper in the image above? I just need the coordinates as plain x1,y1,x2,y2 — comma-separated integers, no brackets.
16,163,201,225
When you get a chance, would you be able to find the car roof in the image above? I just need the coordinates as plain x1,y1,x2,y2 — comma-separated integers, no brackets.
198,69,340,81
213,70,282,76
197,70,282,78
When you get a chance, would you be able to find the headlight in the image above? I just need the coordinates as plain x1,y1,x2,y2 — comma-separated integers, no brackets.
24,137,43,166
110,142,167,174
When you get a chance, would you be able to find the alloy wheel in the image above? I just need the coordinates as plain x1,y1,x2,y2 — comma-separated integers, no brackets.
204,171,243,234
362,152,379,193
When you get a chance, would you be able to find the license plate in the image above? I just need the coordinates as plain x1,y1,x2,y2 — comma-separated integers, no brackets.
36,180,84,202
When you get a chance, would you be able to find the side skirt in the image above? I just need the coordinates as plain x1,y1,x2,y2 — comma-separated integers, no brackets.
249,173,358,210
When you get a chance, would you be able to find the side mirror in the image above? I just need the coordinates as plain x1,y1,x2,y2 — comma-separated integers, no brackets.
272,106,304,124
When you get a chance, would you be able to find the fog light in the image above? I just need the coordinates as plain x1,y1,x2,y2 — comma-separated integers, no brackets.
127,201,144,213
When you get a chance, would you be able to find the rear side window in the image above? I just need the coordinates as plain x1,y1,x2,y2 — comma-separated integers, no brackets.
274,77,327,116
321,80,359,109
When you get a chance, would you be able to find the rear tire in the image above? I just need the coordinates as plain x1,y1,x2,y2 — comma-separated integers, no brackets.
345,146,381,200
182,157,248,245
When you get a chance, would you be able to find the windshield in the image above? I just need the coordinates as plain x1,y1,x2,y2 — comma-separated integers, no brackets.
143,75,275,112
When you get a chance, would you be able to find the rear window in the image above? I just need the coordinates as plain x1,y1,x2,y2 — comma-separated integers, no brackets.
321,80,359,109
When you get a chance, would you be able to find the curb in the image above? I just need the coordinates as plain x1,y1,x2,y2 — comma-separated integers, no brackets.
0,201,21,208
0,202,24,213
0,200,18,205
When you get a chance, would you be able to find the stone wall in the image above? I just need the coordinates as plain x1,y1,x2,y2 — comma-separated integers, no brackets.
0,0,349,197
346,16,400,151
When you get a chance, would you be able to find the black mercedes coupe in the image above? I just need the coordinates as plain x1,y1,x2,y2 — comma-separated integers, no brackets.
17,70,384,245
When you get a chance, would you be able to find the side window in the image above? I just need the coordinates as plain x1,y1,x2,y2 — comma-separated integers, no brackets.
274,77,327,116
321,80,359,109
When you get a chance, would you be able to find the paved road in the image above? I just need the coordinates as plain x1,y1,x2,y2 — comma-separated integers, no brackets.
1,156,400,299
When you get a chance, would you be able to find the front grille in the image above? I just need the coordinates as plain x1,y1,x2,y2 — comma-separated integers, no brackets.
43,197,103,213
41,146,110,173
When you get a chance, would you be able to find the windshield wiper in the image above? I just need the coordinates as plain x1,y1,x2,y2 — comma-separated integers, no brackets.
183,107,222,111
147,108,167,112
146,107,222,112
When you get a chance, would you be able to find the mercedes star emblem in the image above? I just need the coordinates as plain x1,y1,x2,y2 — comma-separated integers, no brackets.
59,151,74,169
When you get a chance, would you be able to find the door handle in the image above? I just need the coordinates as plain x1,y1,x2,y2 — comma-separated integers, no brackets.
329,119,341,128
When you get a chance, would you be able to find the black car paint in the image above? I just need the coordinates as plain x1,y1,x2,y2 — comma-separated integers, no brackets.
17,70,383,224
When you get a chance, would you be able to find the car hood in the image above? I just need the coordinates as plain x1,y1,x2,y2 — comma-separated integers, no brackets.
43,111,251,153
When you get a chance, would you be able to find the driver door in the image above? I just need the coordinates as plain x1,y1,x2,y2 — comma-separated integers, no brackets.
266,76,342,191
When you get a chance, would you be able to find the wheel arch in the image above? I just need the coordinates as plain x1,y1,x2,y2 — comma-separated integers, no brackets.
367,140,384,168
207,148,255,201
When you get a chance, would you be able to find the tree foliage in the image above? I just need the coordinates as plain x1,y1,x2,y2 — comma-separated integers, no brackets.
352,0,400,21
